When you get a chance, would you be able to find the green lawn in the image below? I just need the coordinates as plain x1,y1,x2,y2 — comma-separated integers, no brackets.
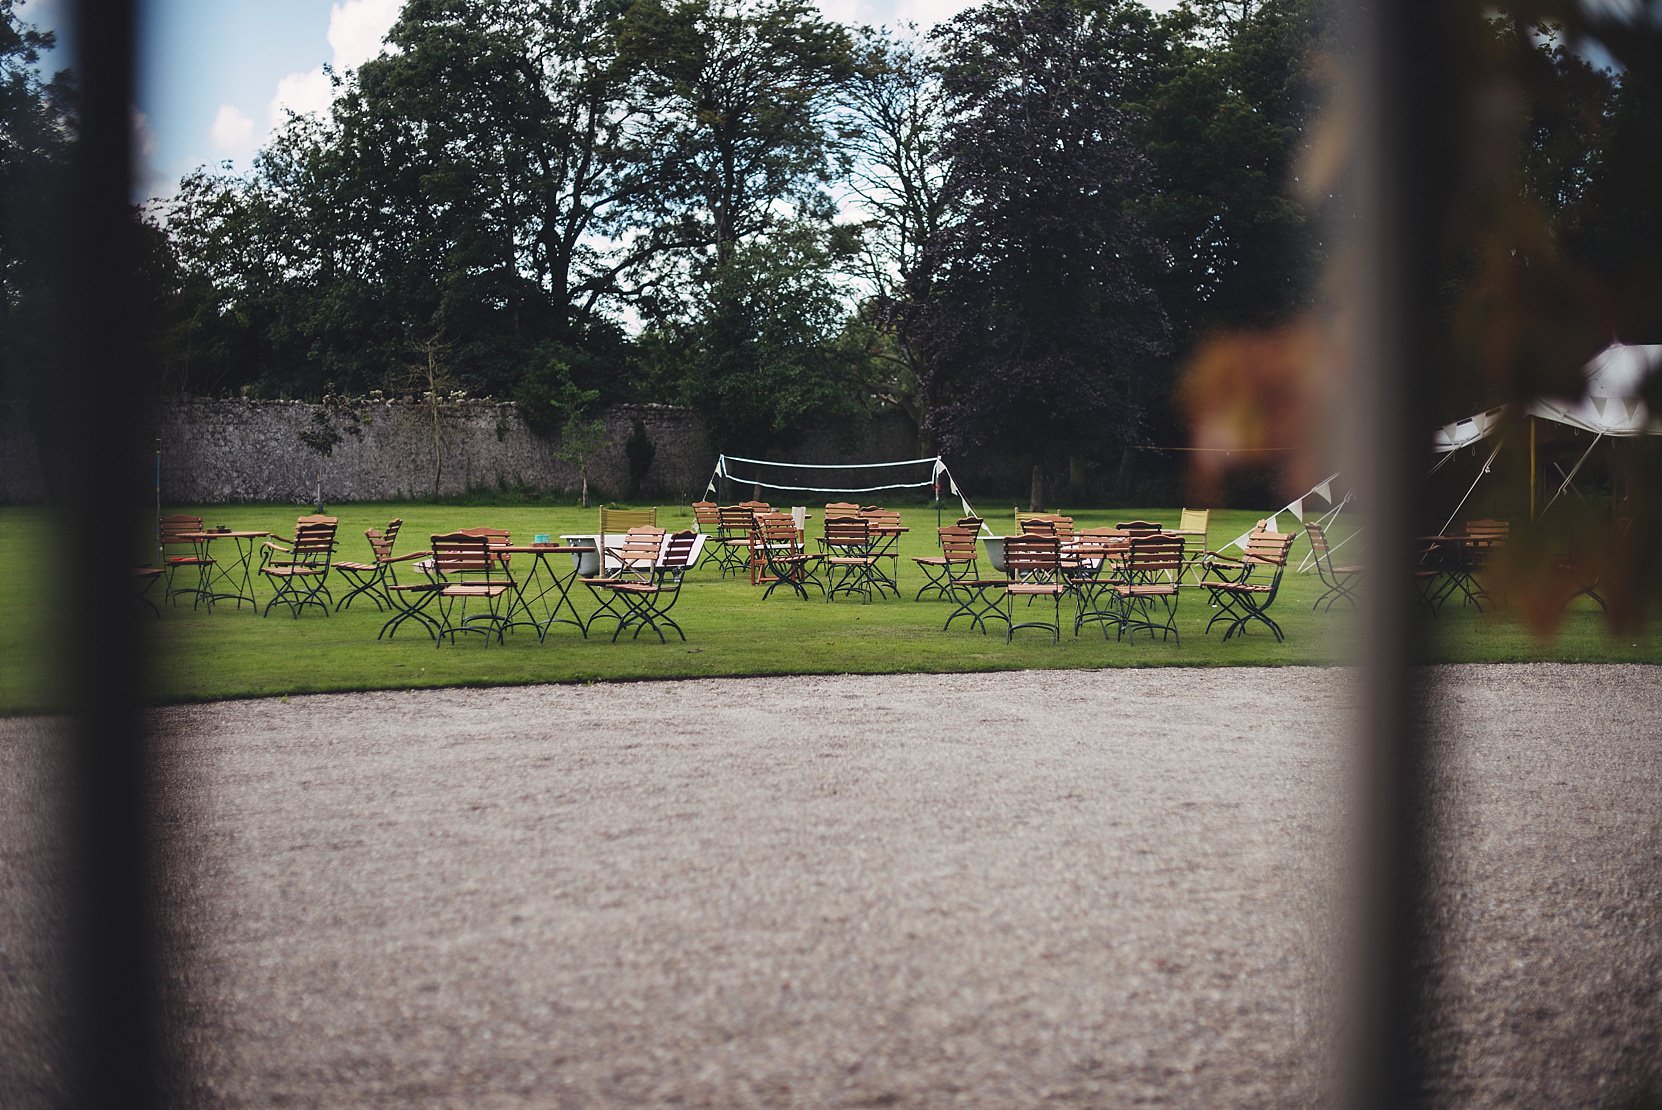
0,501,1649,714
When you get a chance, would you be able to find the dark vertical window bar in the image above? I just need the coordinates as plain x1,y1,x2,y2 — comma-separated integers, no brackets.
53,0,170,1104
1347,0,1463,1105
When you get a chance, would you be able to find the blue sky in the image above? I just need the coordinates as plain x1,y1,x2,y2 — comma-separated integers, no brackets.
17,0,1178,201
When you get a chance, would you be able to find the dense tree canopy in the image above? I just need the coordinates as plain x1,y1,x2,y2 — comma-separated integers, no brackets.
4,0,1657,503
916,0,1171,505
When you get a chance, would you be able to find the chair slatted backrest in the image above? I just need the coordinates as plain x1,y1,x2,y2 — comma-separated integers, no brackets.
1115,519,1163,537
1003,534,1061,580
659,531,699,573
692,501,720,532
756,513,803,550
292,518,338,560
1243,526,1295,567
717,505,756,537
1126,533,1185,581
859,506,902,530
430,532,497,582
366,518,403,563
937,525,979,561
824,516,870,550
738,500,772,513
1018,513,1074,541
599,506,657,534
1465,518,1510,543
955,515,985,532
611,526,666,578
160,514,203,546
1304,520,1333,560
1073,526,1129,561
458,525,512,569
825,501,860,518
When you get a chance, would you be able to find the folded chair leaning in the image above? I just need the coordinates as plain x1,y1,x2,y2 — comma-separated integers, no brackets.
1198,522,1296,642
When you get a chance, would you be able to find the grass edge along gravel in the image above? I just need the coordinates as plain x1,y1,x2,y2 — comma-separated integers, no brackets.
1,502,1649,714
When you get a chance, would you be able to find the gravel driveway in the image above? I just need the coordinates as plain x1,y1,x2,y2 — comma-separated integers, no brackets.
3,665,1660,1106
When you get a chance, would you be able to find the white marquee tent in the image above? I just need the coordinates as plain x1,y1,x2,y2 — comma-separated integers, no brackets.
1429,342,1662,519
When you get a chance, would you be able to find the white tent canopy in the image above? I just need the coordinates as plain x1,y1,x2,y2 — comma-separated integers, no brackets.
1431,343,1662,451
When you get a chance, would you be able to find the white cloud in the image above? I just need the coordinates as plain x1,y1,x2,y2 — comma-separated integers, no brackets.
131,108,174,202
328,0,402,70
268,68,334,129
210,103,256,153
261,0,399,133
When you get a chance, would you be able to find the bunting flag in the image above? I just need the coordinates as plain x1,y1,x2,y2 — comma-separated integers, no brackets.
1222,472,1345,553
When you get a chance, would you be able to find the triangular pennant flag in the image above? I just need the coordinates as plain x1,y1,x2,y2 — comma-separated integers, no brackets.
1314,480,1332,502
1268,513,1281,532
1288,497,1304,521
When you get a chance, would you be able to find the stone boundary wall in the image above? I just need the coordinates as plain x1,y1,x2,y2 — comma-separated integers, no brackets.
0,398,926,506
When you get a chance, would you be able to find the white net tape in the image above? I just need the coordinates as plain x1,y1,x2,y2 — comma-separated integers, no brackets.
707,454,984,527
714,454,943,496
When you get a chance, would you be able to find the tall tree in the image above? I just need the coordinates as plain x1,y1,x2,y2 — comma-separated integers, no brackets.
917,0,1170,508
623,0,854,276
621,0,859,446
836,28,951,450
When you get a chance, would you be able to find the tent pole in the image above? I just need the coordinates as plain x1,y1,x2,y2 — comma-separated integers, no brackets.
1528,416,1536,521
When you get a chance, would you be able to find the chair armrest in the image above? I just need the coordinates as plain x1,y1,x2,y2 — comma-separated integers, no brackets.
385,549,430,565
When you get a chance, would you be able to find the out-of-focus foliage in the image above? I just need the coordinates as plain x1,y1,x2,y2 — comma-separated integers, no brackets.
1178,0,1662,635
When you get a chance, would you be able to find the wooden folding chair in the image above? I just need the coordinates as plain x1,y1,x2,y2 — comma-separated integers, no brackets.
1002,534,1066,643
752,514,825,600
1105,533,1185,643
1199,524,1297,642
713,505,757,578
594,531,700,642
334,518,428,612
160,513,212,608
1304,520,1362,611
584,526,666,635
912,525,980,601
259,516,338,618
425,531,513,645
821,516,885,602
